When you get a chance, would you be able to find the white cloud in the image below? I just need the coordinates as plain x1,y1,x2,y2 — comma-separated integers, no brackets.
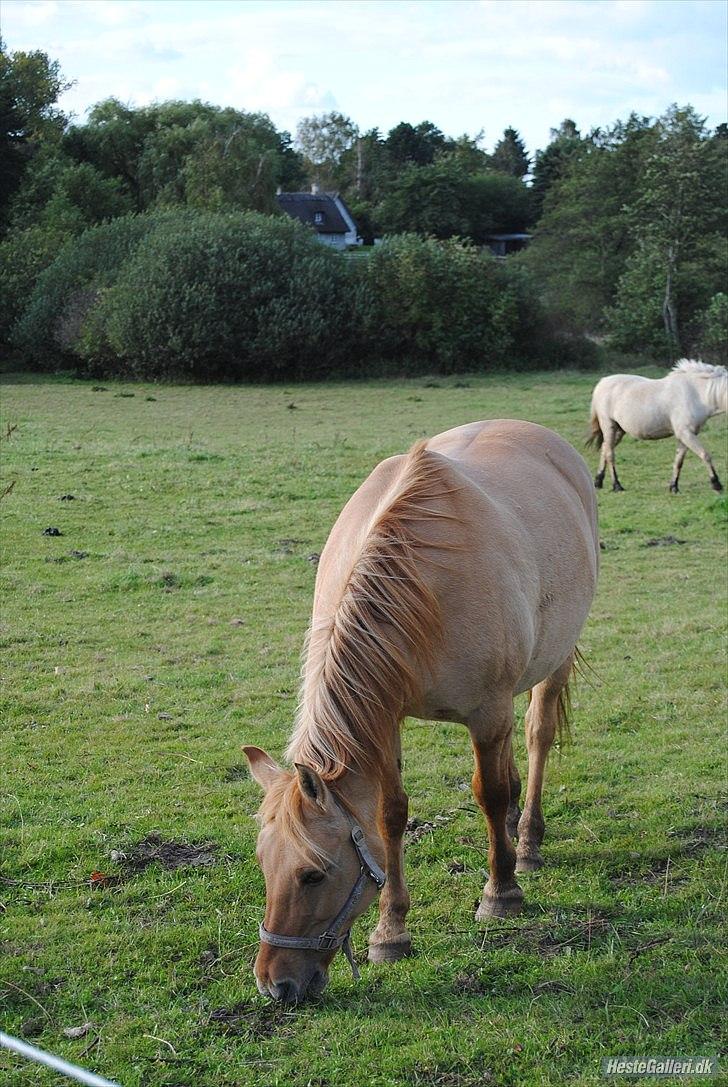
66,0,150,25
5,0,59,27
2,0,725,151
224,47,338,124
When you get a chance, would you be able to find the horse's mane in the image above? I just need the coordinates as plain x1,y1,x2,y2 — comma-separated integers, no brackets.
672,358,727,377
256,772,330,865
255,770,365,865
286,440,460,782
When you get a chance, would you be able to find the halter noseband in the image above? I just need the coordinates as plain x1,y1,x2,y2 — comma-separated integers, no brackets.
258,802,386,980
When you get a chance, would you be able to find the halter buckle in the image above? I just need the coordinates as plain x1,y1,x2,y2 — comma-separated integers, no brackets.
316,932,340,951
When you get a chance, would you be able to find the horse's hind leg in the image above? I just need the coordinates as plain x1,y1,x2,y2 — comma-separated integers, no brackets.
516,654,573,873
594,436,608,489
507,739,522,840
469,698,523,919
604,423,625,492
674,427,723,492
368,740,412,963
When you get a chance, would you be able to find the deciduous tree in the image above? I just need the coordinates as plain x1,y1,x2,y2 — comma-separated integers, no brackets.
295,111,358,188
0,40,69,227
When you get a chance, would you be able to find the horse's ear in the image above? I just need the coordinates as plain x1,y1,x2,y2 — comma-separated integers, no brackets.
242,746,284,791
294,763,330,810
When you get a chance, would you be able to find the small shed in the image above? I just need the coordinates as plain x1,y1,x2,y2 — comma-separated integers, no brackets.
276,187,361,249
485,233,532,257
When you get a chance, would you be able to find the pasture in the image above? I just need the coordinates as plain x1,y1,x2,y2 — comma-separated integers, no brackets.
1,367,725,1086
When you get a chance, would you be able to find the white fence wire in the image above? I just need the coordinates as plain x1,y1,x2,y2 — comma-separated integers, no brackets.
0,1031,120,1086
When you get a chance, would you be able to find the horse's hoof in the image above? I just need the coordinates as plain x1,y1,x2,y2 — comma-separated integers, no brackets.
475,881,523,920
516,851,544,873
669,483,679,494
711,478,723,492
594,477,604,490
612,482,625,493
368,937,412,963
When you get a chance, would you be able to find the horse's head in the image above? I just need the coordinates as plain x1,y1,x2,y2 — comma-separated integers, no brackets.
243,745,384,1003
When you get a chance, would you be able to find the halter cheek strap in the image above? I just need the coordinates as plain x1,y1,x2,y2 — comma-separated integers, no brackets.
258,810,386,981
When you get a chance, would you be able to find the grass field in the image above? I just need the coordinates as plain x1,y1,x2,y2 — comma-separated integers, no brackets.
1,368,726,1087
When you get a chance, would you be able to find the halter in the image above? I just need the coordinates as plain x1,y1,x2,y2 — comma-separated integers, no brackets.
258,801,386,980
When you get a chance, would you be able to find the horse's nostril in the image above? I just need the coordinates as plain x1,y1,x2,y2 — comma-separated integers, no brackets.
269,978,299,1003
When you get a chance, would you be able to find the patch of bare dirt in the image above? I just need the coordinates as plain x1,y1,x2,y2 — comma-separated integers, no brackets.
668,824,725,855
609,856,689,889
410,1061,493,1086
274,538,303,554
479,911,614,958
405,814,451,843
644,535,686,547
117,834,218,873
453,971,488,996
207,1002,296,1038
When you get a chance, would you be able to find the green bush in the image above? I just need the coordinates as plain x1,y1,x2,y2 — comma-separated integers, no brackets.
361,233,574,373
10,210,596,380
80,211,369,380
0,222,70,342
12,213,163,367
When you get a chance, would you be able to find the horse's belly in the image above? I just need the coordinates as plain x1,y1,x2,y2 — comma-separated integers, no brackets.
613,404,673,440
625,422,673,440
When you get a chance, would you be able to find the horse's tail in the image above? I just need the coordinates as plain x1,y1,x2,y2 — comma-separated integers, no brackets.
558,646,600,746
531,647,594,750
585,404,603,449
555,679,572,748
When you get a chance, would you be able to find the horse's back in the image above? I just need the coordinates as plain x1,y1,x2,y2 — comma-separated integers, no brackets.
422,421,598,698
592,373,677,438
315,420,598,716
592,372,656,412
427,419,595,515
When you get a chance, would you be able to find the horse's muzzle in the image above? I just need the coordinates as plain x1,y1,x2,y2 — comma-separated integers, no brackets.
256,966,328,1003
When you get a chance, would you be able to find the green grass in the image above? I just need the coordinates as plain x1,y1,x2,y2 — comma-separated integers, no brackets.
1,368,726,1087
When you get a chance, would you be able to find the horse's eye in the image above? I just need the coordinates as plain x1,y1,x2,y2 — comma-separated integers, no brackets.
300,869,325,885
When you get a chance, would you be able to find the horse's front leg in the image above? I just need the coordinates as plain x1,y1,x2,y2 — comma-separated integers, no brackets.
368,753,412,963
675,427,723,492
469,700,523,919
669,441,687,493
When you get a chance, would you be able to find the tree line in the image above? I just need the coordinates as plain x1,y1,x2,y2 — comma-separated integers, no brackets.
1,40,725,374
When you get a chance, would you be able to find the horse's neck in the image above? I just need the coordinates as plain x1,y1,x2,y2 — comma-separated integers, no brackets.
696,378,726,416
708,378,728,415
681,374,723,418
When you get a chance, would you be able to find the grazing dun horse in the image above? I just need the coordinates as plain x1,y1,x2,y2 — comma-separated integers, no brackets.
244,420,598,1002
588,360,727,493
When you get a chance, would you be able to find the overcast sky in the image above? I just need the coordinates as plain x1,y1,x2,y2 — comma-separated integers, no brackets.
3,0,727,153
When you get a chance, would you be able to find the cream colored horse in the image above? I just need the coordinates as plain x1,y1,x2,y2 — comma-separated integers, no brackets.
245,420,599,1002
588,359,727,493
